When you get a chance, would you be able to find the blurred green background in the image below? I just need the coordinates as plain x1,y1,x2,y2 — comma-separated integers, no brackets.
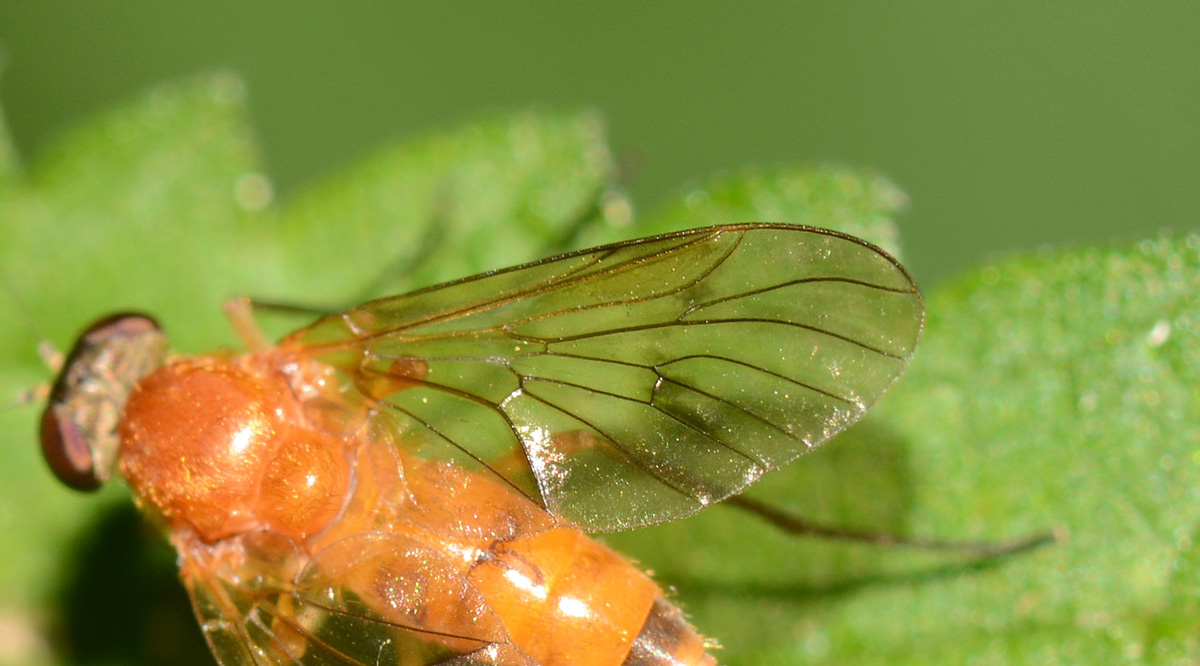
0,2,1196,286
1,4,1198,665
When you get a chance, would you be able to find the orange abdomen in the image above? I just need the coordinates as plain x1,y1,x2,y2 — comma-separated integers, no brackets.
470,527,715,666
119,353,716,665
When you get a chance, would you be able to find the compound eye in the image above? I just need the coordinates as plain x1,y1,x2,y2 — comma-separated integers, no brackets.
41,398,100,491
40,314,167,491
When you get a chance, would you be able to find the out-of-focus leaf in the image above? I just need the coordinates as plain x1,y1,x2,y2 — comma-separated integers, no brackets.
0,71,267,617
581,165,908,259
272,109,624,310
0,101,18,190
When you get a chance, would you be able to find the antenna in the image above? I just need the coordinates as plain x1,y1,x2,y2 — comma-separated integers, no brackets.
0,268,57,411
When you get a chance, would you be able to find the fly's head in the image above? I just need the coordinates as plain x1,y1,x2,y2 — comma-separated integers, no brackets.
39,313,167,491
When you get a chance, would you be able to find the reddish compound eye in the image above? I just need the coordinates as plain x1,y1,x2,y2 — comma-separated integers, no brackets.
40,313,166,491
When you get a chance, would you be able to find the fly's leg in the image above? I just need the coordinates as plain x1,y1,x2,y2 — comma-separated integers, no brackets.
534,181,632,257
220,173,626,332
37,340,64,374
483,429,1055,561
351,187,452,304
4,272,64,376
491,434,1054,560
224,297,271,352
6,342,60,406
239,298,338,319
357,173,628,303
224,296,338,350
726,494,1058,559
8,297,62,405
224,297,388,437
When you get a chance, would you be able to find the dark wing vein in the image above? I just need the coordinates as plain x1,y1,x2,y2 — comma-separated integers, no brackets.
653,377,800,446
533,317,907,359
337,229,725,343
182,532,516,666
681,274,918,317
525,372,768,471
368,376,539,505
658,354,859,406
515,387,706,502
267,592,498,646
288,224,923,531
492,228,743,329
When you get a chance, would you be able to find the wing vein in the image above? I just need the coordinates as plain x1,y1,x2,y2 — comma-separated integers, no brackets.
654,376,807,445
657,354,862,405
536,318,907,359
374,385,539,505
286,224,923,530
681,275,916,319
352,230,727,342
518,388,710,503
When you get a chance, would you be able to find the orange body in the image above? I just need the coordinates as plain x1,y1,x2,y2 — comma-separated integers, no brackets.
42,225,925,665
119,349,715,666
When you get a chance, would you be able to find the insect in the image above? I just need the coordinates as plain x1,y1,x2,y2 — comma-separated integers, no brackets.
39,223,923,665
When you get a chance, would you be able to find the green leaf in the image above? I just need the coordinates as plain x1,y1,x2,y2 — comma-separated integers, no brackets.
865,236,1199,664
607,234,1200,664
4,71,1197,666
0,72,268,357
579,165,909,259
272,108,623,310
0,101,19,190
0,69,264,603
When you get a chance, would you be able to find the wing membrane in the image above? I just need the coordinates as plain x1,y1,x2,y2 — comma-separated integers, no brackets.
286,224,923,531
182,532,532,666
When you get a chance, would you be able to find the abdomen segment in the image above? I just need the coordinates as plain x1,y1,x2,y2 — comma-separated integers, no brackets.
469,526,715,666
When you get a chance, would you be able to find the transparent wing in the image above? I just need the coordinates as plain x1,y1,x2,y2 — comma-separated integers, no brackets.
285,224,923,531
182,531,536,666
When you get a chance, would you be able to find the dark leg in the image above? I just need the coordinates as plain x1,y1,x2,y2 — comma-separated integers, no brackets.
726,495,1057,559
